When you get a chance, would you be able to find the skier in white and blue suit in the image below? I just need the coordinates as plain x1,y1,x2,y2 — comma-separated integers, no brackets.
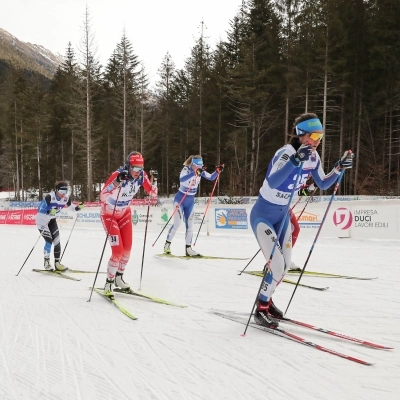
35,181,84,271
250,113,353,328
164,155,224,257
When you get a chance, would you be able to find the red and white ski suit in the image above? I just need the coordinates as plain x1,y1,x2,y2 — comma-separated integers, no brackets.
100,170,157,280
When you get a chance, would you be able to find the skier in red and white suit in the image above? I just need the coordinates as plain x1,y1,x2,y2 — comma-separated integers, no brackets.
99,151,157,294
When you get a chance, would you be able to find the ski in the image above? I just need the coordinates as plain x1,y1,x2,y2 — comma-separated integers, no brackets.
282,278,329,291
68,270,107,274
92,288,137,320
113,287,186,308
287,269,377,280
211,309,392,350
156,253,248,260
213,312,374,366
32,269,81,281
243,271,328,291
279,317,393,350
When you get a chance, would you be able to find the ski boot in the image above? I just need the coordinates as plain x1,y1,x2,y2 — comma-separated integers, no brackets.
104,279,115,297
185,245,200,257
54,259,67,272
115,272,130,291
289,261,302,272
254,300,279,328
164,241,171,254
268,299,283,319
44,257,53,271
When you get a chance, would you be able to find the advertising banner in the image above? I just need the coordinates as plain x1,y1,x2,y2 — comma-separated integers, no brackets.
22,209,37,225
213,207,249,230
0,211,7,224
6,210,23,224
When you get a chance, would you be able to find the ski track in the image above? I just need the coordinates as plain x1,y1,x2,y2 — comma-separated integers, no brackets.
0,226,399,399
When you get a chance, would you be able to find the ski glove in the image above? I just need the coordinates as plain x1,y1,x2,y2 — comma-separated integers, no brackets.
150,169,158,181
298,183,316,197
75,202,84,211
335,150,354,170
116,170,128,183
216,164,225,173
292,144,312,165
49,208,57,216
195,168,203,176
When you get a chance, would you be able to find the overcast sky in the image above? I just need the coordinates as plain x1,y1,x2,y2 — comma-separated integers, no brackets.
1,0,241,86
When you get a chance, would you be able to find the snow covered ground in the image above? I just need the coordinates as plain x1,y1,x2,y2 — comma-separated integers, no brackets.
1,224,399,400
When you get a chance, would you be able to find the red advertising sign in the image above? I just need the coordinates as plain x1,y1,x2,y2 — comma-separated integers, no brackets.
22,209,37,225
0,211,7,224
6,210,23,224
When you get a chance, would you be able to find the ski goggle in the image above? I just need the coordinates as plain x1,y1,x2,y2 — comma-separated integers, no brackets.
309,132,324,141
58,188,68,194
192,158,203,167
130,165,143,172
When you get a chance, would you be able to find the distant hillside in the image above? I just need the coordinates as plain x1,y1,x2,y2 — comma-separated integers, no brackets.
0,27,63,79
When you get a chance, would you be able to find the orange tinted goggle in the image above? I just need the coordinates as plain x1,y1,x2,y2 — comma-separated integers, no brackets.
309,132,324,140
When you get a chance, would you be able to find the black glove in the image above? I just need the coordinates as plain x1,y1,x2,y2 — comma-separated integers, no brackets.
150,169,158,181
116,170,128,183
216,164,224,173
75,202,84,211
298,183,315,196
292,144,312,164
195,168,202,176
335,150,354,170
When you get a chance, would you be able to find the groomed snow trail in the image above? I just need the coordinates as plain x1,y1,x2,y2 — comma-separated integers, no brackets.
0,225,398,400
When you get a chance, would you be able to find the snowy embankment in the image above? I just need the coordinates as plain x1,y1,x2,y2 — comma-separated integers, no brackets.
0,225,398,400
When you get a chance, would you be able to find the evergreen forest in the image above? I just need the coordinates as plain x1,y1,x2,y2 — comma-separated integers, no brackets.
1,0,400,201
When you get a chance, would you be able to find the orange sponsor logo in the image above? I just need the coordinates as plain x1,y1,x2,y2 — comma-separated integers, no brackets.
295,211,318,222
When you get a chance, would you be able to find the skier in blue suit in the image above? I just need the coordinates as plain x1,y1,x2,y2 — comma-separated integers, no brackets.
164,155,223,256
250,113,353,328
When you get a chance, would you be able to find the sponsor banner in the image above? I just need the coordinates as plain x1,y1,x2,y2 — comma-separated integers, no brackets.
22,209,37,225
75,211,101,224
348,204,396,238
9,201,40,208
295,210,322,230
6,210,23,224
0,211,7,224
215,208,248,229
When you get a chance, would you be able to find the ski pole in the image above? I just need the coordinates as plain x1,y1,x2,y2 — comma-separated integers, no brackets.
60,212,80,261
16,229,44,276
293,186,318,221
238,186,318,276
238,249,261,275
139,198,151,290
193,172,220,246
88,186,122,302
151,178,196,247
242,164,305,335
284,168,348,316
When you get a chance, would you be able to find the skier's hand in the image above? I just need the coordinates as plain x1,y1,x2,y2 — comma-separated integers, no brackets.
335,150,354,170
216,164,224,173
150,169,158,181
116,170,128,183
75,202,84,211
49,208,57,216
293,144,312,164
195,168,202,177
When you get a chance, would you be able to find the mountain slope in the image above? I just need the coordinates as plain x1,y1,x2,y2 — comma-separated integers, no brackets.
0,27,63,78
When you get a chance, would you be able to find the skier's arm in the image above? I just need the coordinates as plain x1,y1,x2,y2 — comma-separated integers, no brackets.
142,171,158,197
100,171,121,202
311,161,340,190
